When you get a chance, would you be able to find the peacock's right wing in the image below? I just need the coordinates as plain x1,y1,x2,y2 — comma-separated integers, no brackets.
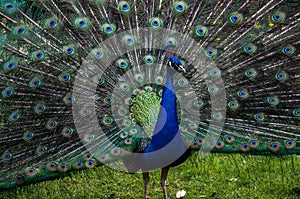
0,0,152,189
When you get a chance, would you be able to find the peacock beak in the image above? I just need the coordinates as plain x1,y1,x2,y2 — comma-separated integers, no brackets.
178,64,186,73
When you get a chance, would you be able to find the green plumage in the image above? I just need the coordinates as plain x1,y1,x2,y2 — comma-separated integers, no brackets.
0,0,299,194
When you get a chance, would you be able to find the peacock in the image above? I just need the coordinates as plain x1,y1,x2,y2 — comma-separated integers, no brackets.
0,0,299,198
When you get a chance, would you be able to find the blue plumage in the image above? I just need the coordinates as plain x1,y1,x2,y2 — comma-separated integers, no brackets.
143,58,185,164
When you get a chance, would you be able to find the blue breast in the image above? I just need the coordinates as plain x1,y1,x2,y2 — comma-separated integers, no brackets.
142,63,185,168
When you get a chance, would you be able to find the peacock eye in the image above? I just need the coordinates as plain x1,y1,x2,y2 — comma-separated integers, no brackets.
31,50,45,60
120,132,128,139
79,20,86,27
208,85,219,94
45,17,59,28
286,141,292,146
130,128,138,135
34,103,46,114
117,58,129,69
122,35,135,45
174,1,188,12
118,1,131,13
13,26,27,36
34,80,40,86
273,15,279,21
267,96,279,106
254,113,265,121
62,127,74,137
243,43,257,55
144,55,155,65
126,38,133,43
177,79,187,87
76,162,83,168
275,71,288,82
3,60,18,72
15,174,25,184
104,96,114,104
2,152,12,160
2,87,14,98
239,143,250,152
36,146,47,156
120,83,130,91
228,101,239,110
231,16,238,22
85,159,96,168
8,111,20,122
134,73,144,82
293,109,300,117
268,142,281,152
197,139,204,145
106,26,112,31
271,11,285,23
46,119,58,130
63,93,75,105
122,4,128,10
49,21,57,27
164,37,177,47
237,89,249,99
102,23,116,35
194,25,208,37
103,116,114,126
284,140,295,149
23,131,34,142
98,77,104,83
84,134,94,142
245,68,257,78
229,12,243,25
215,141,224,149
282,45,295,56
36,53,42,58
149,17,163,28
74,17,89,29
67,48,73,53
28,77,42,88
284,47,290,53
205,48,217,58
63,46,75,55
176,5,183,10
5,3,14,10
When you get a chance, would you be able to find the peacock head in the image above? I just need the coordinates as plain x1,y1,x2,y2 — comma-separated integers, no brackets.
168,57,186,73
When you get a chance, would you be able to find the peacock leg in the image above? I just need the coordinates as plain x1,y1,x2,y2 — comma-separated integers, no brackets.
160,167,170,199
142,172,150,199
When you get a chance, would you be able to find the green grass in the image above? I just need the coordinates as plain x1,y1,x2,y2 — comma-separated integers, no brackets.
1,154,300,199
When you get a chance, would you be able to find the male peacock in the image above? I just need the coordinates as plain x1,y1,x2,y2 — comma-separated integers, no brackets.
0,0,299,198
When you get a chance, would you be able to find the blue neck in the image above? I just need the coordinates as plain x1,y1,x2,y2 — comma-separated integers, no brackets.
144,66,181,151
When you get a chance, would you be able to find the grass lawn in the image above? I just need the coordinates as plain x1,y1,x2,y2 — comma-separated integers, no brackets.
1,153,300,199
